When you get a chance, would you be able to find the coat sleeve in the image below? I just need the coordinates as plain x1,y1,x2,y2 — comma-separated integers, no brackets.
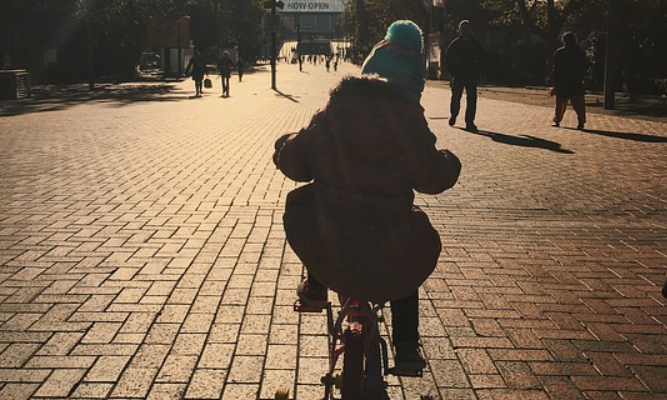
445,40,456,75
552,50,561,87
185,58,193,76
273,112,323,184
401,132,462,195
474,39,485,76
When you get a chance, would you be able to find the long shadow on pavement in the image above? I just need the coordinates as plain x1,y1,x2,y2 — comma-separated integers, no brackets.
575,128,667,143
465,128,575,154
0,82,185,117
274,89,299,103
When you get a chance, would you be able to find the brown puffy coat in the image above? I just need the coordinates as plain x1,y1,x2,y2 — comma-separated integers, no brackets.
274,76,461,302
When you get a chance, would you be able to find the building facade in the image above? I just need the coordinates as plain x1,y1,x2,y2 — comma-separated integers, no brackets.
277,0,348,57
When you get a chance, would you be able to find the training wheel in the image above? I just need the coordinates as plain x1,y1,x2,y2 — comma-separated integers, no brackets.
274,387,290,400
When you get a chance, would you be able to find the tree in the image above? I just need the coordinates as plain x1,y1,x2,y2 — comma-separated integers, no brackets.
470,0,606,83
343,0,429,61
616,0,667,94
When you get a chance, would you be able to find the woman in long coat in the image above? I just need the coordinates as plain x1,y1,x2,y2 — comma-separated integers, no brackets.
185,50,207,97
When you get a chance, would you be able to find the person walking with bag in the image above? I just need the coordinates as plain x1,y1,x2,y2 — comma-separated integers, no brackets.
185,50,208,97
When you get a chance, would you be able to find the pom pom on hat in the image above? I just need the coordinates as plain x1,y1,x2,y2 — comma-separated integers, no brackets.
361,20,425,101
385,20,424,52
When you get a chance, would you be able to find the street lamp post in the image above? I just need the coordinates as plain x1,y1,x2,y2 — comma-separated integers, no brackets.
297,16,302,71
264,0,285,90
432,0,447,80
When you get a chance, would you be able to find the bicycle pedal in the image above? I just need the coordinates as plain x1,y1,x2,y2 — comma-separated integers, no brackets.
387,367,423,377
293,299,325,313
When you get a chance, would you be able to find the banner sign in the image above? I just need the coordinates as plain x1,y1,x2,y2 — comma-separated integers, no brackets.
281,0,346,13
147,17,191,48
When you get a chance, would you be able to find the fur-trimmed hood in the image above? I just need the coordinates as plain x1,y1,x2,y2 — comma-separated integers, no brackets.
329,75,419,106
316,76,429,165
273,75,461,302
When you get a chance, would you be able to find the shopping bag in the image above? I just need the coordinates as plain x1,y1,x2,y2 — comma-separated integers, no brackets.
204,78,212,88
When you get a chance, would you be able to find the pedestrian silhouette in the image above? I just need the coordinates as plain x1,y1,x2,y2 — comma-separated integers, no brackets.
446,20,484,132
218,51,235,97
237,57,245,82
550,32,587,130
184,50,208,97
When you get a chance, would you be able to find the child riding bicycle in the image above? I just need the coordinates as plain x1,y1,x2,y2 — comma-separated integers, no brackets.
273,20,462,372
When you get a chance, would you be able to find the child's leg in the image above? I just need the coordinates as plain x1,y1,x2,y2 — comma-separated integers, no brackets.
390,290,419,346
304,272,325,289
390,290,425,370
297,270,327,308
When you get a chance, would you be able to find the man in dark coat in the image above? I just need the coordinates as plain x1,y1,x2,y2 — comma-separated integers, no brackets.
446,20,484,132
274,20,462,373
551,32,587,129
218,51,235,97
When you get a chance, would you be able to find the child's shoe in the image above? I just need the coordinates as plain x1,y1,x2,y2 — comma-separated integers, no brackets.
394,342,426,371
297,279,328,309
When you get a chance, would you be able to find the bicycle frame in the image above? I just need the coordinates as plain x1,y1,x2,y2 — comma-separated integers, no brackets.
294,296,390,400
272,295,426,400
333,298,388,400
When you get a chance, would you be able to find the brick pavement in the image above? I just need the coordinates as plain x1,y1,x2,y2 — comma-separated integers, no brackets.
0,61,666,400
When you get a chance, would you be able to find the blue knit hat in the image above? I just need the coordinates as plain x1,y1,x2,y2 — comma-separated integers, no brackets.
361,20,425,100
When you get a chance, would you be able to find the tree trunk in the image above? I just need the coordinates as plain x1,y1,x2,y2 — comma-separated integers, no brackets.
544,0,556,85
604,0,619,109
83,2,95,91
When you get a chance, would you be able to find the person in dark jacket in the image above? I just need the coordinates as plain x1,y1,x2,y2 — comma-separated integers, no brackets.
551,32,587,129
273,20,462,373
446,20,484,132
218,51,235,97
237,57,245,82
185,50,208,97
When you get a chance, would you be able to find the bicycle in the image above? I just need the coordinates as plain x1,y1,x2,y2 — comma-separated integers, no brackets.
269,291,434,400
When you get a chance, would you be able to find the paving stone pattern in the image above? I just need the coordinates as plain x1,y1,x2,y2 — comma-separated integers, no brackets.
0,62,666,400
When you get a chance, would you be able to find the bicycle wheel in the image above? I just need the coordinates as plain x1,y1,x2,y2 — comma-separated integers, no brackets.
341,324,365,400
